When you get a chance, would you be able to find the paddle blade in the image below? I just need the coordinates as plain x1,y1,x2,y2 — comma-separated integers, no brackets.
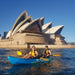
40,57,49,61
17,51,22,55
53,55,60,56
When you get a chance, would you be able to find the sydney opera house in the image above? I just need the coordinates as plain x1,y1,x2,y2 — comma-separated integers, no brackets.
0,10,66,46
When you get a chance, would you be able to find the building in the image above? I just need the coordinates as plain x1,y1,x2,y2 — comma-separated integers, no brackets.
42,22,52,32
3,31,8,39
0,34,1,40
0,10,66,46
43,25,66,45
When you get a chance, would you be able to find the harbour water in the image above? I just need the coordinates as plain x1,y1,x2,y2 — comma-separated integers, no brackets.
0,48,75,75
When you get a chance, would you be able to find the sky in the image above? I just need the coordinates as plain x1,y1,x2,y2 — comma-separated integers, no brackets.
0,0,75,42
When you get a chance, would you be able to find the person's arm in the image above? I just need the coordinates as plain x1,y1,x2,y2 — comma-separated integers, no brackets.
48,50,52,55
35,51,38,57
29,52,31,54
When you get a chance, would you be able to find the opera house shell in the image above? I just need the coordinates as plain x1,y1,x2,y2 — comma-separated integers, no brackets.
0,10,66,46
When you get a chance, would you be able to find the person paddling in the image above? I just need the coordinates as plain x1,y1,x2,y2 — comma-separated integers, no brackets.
22,46,38,59
42,46,52,58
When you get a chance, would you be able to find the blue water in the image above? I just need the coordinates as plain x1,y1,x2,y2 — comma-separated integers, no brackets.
0,48,75,75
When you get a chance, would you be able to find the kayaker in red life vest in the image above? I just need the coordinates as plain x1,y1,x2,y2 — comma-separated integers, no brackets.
42,46,52,58
22,46,38,59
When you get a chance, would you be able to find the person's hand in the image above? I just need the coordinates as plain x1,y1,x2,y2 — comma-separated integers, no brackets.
33,55,36,57
47,54,49,56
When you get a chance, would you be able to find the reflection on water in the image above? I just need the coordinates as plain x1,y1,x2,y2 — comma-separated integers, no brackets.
0,48,75,75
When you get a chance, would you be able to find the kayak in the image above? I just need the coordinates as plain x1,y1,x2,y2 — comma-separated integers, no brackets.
8,56,52,65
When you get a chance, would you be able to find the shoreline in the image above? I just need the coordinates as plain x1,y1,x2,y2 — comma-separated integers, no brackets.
0,45,75,49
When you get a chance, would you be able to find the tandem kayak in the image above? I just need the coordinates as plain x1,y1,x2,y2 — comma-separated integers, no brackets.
8,56,52,65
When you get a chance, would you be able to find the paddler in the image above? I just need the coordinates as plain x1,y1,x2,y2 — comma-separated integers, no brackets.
42,46,52,58
22,46,38,59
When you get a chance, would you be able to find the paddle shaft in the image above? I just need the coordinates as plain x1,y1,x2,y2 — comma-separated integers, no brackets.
17,51,60,57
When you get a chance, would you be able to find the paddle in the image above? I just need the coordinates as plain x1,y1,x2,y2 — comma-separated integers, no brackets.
17,51,60,61
17,51,60,56
17,51,22,55
40,55,60,61
52,55,60,56
40,57,49,61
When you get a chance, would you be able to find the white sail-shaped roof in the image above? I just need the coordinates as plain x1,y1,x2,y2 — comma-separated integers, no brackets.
17,18,42,33
6,31,11,38
45,25,64,34
12,16,33,35
11,10,28,33
40,17,44,25
42,22,52,32
17,23,30,32
5,10,64,40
